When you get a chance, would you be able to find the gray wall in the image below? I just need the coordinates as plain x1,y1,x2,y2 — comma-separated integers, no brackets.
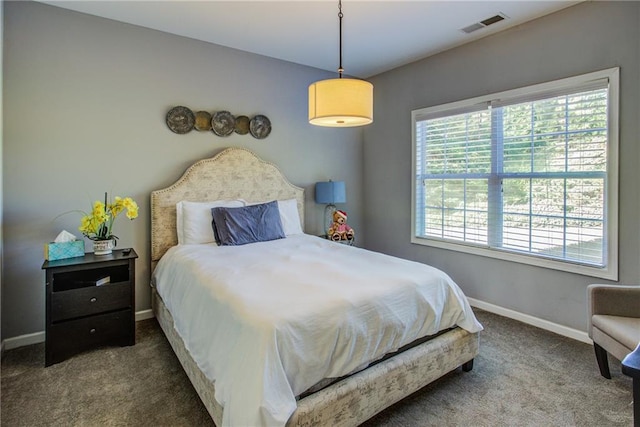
1,0,4,346
363,1,640,332
2,1,364,340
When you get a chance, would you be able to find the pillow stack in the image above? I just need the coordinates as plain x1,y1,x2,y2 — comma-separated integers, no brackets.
176,198,303,246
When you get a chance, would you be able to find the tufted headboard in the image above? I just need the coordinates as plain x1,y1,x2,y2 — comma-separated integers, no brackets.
150,147,305,271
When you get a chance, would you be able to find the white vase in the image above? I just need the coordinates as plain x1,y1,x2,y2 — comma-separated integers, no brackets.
92,239,114,255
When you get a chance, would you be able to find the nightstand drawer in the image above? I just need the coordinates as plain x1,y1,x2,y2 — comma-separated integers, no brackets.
48,310,133,363
51,282,131,322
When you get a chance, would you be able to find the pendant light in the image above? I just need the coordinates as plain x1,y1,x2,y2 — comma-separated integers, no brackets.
308,0,373,127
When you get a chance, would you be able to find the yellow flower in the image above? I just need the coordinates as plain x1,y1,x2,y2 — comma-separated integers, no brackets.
79,215,95,235
76,192,139,241
122,198,139,219
92,201,109,224
109,197,124,217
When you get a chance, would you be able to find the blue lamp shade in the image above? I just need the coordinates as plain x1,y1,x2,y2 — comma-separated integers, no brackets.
315,181,346,204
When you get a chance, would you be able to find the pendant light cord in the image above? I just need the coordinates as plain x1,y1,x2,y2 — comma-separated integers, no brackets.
338,0,344,79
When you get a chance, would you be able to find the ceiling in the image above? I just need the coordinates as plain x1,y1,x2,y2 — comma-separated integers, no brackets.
38,1,581,78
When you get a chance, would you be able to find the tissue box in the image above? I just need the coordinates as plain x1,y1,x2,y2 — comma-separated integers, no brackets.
44,240,85,261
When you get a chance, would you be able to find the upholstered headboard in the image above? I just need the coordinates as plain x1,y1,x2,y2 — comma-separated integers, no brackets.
150,147,305,270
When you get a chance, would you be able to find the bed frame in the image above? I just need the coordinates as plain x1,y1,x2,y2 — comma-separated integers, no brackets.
150,147,479,426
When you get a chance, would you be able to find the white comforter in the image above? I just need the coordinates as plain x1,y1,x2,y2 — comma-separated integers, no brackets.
152,234,483,426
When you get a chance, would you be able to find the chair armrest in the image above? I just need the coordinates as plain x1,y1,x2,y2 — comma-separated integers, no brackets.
588,284,640,318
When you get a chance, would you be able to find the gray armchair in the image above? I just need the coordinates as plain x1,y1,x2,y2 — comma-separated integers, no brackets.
587,284,640,378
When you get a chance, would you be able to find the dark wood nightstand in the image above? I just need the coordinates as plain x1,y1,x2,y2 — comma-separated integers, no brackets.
42,248,138,366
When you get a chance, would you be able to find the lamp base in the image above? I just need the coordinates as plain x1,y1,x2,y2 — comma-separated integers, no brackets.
324,204,337,235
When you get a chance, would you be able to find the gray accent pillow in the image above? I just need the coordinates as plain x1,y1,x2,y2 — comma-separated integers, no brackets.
211,200,285,246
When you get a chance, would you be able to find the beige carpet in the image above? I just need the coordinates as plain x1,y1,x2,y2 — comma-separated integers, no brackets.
1,310,634,426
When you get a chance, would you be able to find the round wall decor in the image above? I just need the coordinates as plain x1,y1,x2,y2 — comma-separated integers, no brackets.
194,111,212,131
166,106,195,134
234,115,250,135
249,115,271,139
211,111,236,137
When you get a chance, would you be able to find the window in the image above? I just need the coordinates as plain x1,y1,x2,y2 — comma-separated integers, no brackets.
411,68,619,279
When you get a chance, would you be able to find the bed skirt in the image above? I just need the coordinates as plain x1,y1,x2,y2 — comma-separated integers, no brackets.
152,286,479,427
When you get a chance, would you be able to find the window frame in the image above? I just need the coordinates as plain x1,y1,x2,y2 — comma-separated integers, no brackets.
411,68,619,280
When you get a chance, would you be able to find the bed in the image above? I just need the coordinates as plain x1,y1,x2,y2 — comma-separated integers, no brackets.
150,147,482,427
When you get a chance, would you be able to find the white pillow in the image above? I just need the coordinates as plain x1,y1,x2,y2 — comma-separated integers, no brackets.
176,200,245,244
243,198,304,236
276,198,304,235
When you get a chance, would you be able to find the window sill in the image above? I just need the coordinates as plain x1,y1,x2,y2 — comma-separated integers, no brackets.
411,236,618,281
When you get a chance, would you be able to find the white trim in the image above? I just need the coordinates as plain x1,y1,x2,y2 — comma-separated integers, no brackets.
413,68,616,119
1,301,589,353
135,309,154,321
2,331,45,351
1,309,156,351
411,236,617,280
411,67,620,281
468,297,591,344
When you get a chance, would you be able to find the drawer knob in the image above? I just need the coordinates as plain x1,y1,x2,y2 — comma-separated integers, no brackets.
90,297,97,303
90,328,96,334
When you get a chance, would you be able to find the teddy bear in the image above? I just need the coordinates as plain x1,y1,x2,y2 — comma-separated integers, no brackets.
328,210,355,242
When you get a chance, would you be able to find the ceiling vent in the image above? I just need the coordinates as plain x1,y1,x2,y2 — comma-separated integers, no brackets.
461,13,508,34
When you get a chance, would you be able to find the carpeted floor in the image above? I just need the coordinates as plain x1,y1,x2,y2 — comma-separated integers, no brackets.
1,310,634,426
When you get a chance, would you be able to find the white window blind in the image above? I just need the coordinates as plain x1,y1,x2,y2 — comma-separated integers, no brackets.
412,68,619,279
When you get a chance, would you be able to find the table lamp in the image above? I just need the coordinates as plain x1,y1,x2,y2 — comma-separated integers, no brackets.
315,180,346,235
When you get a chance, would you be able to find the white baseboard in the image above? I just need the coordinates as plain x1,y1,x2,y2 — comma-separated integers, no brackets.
1,309,156,351
2,302,590,351
2,331,45,351
467,297,591,344
135,309,154,321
